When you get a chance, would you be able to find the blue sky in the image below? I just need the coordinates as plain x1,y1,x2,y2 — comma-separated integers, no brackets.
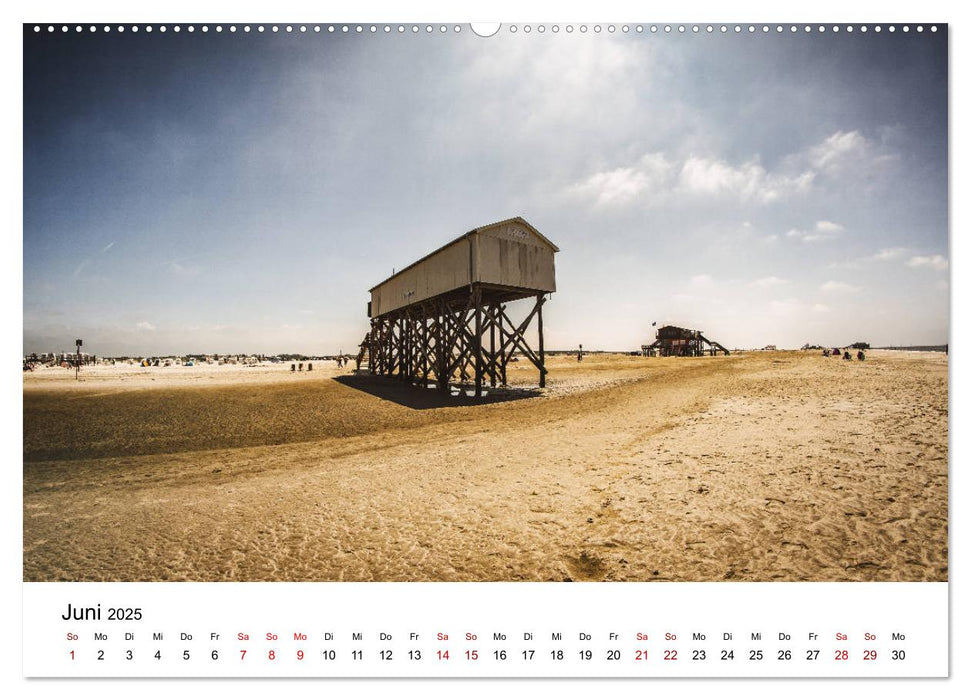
23,25,948,355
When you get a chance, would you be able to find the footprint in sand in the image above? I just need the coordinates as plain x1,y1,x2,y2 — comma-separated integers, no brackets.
562,551,610,581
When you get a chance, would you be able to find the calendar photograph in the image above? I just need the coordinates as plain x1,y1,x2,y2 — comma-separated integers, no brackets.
23,22,948,589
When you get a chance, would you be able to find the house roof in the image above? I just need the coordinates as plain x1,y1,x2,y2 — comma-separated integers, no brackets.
368,216,558,292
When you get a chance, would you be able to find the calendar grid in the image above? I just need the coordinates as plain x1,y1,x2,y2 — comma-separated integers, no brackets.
24,582,948,678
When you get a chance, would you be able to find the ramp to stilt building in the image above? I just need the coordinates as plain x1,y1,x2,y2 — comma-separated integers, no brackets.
644,325,730,357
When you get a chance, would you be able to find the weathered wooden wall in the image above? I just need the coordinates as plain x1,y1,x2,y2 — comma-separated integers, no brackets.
369,218,557,318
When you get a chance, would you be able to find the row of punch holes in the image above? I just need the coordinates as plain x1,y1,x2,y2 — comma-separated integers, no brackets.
33,24,940,36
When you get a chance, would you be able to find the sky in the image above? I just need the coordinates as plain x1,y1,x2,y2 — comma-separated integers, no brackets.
23,24,948,355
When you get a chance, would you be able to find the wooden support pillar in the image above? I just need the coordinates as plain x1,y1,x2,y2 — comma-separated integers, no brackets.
366,321,375,371
402,315,408,379
499,304,508,386
397,315,403,378
425,315,432,386
386,317,393,376
385,318,391,374
376,320,383,374
437,299,449,393
401,314,408,379
376,319,384,374
406,314,414,381
474,288,483,397
385,318,391,375
489,304,497,387
398,315,406,381
537,294,546,388
388,317,395,376
420,310,429,387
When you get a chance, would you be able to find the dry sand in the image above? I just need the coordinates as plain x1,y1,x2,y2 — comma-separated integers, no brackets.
23,351,948,582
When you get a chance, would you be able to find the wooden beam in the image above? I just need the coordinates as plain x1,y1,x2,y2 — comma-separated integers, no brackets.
474,287,483,397
537,294,546,388
365,286,551,396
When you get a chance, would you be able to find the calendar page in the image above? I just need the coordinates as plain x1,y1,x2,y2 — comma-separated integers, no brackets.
16,0,958,694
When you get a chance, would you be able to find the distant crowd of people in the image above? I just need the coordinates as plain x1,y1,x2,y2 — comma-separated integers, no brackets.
823,347,865,361
289,356,351,371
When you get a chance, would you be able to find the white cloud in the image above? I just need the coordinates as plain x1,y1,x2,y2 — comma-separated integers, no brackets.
907,254,948,270
830,247,910,269
820,281,862,293
568,153,675,207
799,233,831,243
815,220,844,233
812,304,830,313
573,168,647,206
136,321,156,331
786,220,843,244
809,131,869,172
570,150,813,208
871,247,908,261
679,156,813,204
801,129,900,182
751,276,788,288
569,128,901,211
690,273,714,286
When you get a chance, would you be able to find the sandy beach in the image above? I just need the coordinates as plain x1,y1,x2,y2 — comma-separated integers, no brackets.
23,350,948,582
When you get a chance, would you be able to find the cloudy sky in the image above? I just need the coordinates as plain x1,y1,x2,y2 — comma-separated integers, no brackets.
24,25,948,355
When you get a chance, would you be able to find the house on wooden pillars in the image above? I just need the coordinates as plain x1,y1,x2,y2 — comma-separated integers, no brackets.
644,325,730,357
356,217,559,396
